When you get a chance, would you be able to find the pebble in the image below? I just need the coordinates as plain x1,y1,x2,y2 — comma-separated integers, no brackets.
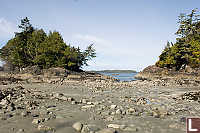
67,97,74,101
107,124,124,129
108,101,113,104
106,116,114,121
180,116,186,123
0,99,9,106
93,102,100,105
111,112,115,115
127,108,136,113
21,111,28,117
71,101,77,105
59,96,68,101
0,92,4,100
152,111,160,118
7,103,16,111
32,118,41,124
38,124,54,131
81,125,90,133
110,105,117,110
115,109,122,115
82,99,88,104
81,105,95,109
54,93,63,98
44,117,50,121
87,102,93,105
72,122,83,132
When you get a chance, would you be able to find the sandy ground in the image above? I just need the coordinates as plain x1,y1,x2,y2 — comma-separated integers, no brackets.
0,80,200,133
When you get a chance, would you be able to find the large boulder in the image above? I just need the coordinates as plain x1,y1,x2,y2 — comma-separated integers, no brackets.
135,65,165,80
43,67,69,77
2,62,17,73
19,65,42,75
135,65,200,85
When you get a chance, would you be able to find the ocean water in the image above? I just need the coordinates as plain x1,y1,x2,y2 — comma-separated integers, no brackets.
99,72,138,82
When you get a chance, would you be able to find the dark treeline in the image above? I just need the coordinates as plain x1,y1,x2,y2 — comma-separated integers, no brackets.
156,9,200,70
0,17,96,71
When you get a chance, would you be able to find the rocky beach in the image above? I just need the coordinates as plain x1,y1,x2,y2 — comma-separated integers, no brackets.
0,67,199,133
1,3,200,133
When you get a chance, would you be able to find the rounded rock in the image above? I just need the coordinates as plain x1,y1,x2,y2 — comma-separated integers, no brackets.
72,122,83,132
110,105,117,110
115,109,122,115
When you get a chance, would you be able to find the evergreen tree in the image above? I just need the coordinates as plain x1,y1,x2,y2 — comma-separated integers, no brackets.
156,9,200,70
0,17,96,71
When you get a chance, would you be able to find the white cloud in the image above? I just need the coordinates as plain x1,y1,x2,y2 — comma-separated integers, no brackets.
74,34,111,47
0,18,17,38
73,34,141,57
73,34,155,71
73,34,112,53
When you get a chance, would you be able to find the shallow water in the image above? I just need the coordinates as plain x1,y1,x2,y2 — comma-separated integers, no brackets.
98,72,138,81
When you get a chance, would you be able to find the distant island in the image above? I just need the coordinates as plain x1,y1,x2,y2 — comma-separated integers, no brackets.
91,70,137,73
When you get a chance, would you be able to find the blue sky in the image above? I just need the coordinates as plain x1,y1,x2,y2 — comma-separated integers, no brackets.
0,0,199,71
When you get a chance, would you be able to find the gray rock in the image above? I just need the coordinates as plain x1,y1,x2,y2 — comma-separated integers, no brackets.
72,122,83,132
107,124,125,129
101,111,111,116
81,105,95,109
0,99,9,106
127,108,136,113
71,101,77,105
106,116,114,121
44,117,50,121
108,101,113,104
38,124,54,132
82,99,88,104
68,97,74,101
7,103,16,111
81,125,90,133
93,101,100,105
21,111,28,117
54,93,63,98
0,92,5,100
122,110,126,115
110,105,117,110
111,112,115,115
152,111,160,118
87,102,93,105
59,96,68,101
115,109,122,115
6,94,12,100
180,117,186,123
32,118,41,124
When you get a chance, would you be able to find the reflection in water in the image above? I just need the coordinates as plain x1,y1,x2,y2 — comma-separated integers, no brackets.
98,72,138,82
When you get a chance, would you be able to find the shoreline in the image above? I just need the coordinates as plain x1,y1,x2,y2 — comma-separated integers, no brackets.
0,69,199,133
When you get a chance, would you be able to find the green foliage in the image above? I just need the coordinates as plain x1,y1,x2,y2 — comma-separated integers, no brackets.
0,17,96,71
156,9,200,70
